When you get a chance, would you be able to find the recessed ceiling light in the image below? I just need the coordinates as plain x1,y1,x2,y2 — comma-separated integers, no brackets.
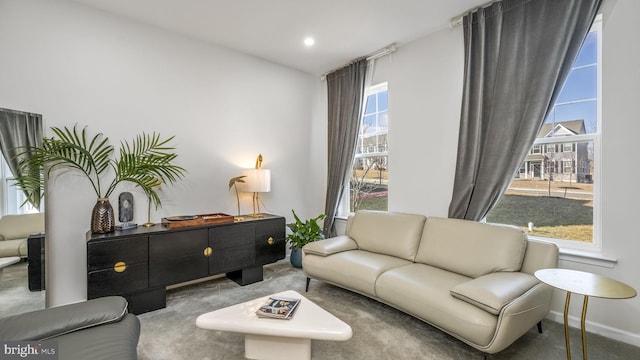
304,37,315,47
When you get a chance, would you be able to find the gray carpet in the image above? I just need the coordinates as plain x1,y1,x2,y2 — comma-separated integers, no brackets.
2,260,640,359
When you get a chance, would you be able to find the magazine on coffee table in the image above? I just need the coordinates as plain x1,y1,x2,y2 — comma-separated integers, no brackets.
255,296,301,320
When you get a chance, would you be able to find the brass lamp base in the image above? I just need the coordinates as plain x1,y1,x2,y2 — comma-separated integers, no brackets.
250,192,265,218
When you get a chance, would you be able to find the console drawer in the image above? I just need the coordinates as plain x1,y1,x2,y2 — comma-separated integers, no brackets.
88,261,148,298
255,218,286,265
88,236,147,272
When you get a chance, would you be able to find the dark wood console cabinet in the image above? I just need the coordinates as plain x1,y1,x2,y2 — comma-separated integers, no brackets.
87,214,285,314
28,233,46,291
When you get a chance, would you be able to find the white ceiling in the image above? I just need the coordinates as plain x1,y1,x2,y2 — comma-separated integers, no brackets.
71,0,487,75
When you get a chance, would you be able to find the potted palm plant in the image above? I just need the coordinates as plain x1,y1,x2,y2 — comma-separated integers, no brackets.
285,210,326,268
13,125,187,233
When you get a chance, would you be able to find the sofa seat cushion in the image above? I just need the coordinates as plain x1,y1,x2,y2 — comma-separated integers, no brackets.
450,272,540,315
415,217,527,278
348,211,426,261
55,313,140,360
376,263,498,346
303,250,412,297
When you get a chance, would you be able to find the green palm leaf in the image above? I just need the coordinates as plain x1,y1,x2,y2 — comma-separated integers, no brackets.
105,132,187,208
12,125,186,211
14,125,113,199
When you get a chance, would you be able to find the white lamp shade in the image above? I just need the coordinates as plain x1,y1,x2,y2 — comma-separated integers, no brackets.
241,169,271,193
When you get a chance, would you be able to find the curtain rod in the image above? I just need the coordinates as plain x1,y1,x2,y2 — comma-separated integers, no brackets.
366,43,396,61
320,43,396,80
449,0,501,28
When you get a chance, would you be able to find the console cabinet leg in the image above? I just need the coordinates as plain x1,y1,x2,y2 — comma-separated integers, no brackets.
228,265,263,286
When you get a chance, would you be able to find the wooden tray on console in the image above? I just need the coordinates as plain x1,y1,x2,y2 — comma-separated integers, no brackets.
161,213,234,229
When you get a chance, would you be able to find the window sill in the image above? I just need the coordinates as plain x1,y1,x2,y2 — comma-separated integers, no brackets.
335,214,350,221
558,247,617,268
527,235,617,268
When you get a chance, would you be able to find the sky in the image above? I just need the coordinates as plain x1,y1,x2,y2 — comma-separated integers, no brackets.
546,31,598,134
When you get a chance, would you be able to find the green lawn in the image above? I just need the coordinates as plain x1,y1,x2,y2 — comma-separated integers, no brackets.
352,191,592,242
486,194,593,242
355,196,388,212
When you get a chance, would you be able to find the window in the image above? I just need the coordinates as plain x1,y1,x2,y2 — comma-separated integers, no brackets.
344,82,388,213
487,16,601,249
532,145,542,154
0,155,38,216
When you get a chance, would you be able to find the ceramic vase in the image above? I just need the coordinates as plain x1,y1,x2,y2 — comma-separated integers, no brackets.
91,198,115,234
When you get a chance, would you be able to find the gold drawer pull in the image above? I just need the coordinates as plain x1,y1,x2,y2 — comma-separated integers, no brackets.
267,237,274,245
114,261,127,273
204,247,213,256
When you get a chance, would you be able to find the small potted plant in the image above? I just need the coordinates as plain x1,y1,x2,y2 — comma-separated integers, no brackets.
286,210,326,268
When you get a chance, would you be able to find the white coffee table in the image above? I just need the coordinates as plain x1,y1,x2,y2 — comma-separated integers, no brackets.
0,256,20,279
196,290,352,360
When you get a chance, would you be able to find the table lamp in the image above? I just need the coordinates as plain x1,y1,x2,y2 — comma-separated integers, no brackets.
242,154,271,217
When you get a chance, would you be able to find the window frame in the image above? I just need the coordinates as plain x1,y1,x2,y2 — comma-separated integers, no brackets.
338,82,388,217
0,153,39,216
524,15,602,253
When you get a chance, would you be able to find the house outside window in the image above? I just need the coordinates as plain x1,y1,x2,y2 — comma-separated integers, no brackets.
345,82,388,213
487,15,601,249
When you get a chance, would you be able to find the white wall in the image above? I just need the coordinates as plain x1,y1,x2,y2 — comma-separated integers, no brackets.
372,26,463,217
0,0,319,306
371,0,640,347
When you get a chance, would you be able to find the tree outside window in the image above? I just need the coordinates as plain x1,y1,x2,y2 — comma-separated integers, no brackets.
349,83,388,212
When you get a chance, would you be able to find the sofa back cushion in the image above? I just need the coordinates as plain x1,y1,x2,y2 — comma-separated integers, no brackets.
415,217,527,278
0,213,45,240
348,210,426,261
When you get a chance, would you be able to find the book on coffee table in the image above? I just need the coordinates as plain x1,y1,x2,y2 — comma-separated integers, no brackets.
255,296,301,320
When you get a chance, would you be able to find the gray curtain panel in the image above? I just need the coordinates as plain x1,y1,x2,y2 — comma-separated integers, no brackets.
448,0,602,221
0,108,44,210
324,59,369,237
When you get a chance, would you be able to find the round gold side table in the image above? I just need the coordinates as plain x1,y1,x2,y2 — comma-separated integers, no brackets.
535,268,636,360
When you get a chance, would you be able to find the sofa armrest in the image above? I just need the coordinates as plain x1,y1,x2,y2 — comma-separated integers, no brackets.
450,272,540,315
302,236,358,257
0,296,129,341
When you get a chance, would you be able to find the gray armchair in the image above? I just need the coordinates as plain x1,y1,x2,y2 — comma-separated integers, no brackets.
0,296,140,360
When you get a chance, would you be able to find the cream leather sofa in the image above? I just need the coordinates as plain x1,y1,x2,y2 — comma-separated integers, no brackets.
302,210,559,354
0,213,45,257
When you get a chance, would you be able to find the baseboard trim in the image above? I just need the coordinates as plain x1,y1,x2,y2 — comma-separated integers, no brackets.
546,310,640,347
